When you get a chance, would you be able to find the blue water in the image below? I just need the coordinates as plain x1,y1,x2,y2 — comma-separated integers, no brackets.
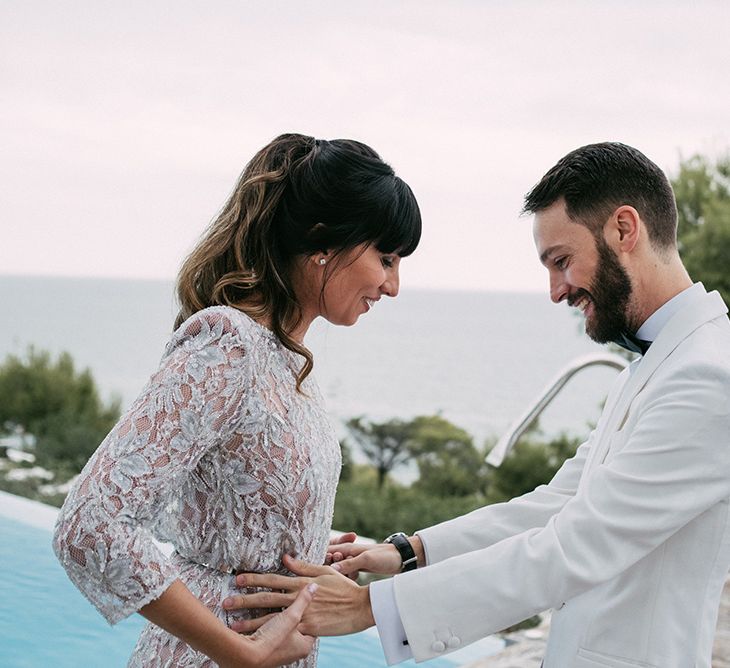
0,515,488,667
0,516,147,667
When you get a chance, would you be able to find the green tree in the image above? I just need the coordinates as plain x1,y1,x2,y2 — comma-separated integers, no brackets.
333,465,484,539
408,415,488,497
487,428,579,504
672,153,730,304
338,439,354,482
346,416,413,489
333,415,581,547
0,347,120,471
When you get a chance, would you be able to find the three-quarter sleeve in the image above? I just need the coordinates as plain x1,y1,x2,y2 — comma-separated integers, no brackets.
53,310,251,624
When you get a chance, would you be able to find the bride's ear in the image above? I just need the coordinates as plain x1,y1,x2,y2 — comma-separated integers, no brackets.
313,251,329,267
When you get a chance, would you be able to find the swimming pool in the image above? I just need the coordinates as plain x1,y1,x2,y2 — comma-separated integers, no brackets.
0,492,504,667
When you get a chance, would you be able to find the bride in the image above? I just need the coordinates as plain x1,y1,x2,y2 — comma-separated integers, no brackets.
53,133,421,667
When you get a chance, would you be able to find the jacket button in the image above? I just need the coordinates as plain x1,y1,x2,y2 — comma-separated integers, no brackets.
447,637,461,649
431,640,446,653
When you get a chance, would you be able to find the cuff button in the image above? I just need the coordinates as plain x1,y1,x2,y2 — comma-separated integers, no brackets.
431,640,446,653
447,637,461,649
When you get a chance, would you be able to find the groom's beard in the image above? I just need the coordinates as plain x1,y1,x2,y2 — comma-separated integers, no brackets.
574,238,634,344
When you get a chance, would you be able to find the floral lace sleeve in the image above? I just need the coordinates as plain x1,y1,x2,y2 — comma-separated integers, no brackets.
53,311,251,624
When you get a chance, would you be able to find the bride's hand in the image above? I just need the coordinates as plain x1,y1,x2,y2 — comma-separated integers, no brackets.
327,540,403,578
221,583,317,668
326,532,365,579
325,531,358,564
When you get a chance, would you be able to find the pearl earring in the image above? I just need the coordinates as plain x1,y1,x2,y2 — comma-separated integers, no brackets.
318,258,327,265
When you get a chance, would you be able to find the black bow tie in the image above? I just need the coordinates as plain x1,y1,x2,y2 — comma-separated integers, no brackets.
614,331,652,355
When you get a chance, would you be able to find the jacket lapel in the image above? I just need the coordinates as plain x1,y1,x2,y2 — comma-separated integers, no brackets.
581,288,728,476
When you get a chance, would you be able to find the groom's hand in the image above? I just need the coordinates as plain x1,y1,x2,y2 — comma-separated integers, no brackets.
222,555,375,637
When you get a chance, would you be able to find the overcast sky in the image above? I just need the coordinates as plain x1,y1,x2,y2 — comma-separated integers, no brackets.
2,1,728,293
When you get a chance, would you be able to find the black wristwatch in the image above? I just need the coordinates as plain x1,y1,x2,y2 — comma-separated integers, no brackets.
384,532,418,572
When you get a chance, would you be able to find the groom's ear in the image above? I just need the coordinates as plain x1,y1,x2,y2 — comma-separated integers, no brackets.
605,205,641,254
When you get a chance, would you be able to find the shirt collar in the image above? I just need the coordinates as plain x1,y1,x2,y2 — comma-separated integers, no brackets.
635,282,703,342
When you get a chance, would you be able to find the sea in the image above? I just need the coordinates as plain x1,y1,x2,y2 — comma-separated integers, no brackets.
0,275,622,469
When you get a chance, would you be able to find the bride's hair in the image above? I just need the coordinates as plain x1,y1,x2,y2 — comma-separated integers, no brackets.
175,132,421,388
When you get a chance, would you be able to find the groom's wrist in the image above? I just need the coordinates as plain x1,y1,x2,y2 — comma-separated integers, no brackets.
385,532,419,571
359,584,376,630
384,532,426,571
408,535,425,568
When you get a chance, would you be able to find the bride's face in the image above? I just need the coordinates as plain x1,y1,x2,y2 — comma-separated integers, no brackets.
300,244,401,328
322,244,401,326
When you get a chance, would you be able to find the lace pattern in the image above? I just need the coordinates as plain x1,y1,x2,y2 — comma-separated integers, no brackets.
53,307,341,667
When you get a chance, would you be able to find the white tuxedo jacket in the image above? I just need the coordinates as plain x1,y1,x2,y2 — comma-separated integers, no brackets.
395,286,730,667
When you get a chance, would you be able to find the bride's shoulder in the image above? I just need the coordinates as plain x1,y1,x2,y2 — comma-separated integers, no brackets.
169,306,273,353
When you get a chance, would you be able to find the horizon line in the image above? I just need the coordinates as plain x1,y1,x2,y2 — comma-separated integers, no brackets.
0,272,546,296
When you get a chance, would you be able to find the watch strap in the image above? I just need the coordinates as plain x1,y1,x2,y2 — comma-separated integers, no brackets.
384,532,418,572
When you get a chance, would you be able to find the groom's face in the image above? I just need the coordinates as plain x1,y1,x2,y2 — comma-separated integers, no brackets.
533,200,634,343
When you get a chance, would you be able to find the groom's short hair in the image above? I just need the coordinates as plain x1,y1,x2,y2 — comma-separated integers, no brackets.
523,142,678,251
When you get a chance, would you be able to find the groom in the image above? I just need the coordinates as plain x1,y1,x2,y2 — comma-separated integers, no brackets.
225,143,730,667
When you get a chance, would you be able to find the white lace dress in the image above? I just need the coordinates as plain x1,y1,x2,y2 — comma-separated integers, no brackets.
53,307,341,667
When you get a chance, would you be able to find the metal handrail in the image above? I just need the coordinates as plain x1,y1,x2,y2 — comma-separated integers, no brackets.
485,352,630,467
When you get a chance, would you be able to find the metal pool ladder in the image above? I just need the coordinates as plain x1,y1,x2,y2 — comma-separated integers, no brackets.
485,352,629,467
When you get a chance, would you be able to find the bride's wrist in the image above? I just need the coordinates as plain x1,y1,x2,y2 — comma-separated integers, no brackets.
211,627,260,668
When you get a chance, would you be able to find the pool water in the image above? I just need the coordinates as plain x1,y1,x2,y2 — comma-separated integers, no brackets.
0,498,503,667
